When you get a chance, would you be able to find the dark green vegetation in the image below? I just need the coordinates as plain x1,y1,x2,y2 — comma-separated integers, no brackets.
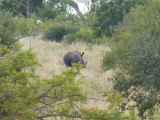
0,0,160,119
102,0,160,119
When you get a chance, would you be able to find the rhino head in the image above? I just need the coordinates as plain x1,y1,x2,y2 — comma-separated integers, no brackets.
63,51,88,68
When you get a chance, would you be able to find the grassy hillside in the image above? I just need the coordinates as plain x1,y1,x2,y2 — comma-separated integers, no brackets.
20,36,113,109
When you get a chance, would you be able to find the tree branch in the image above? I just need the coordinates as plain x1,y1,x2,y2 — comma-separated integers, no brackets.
13,0,27,8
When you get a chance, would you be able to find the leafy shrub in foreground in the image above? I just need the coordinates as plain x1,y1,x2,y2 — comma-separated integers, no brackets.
0,51,87,119
0,12,18,48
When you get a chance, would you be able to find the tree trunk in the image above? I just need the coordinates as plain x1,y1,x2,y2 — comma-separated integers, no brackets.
25,0,33,18
13,0,33,18
68,1,85,20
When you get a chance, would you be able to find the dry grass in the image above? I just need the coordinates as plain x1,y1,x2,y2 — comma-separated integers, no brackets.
19,36,160,120
19,36,113,109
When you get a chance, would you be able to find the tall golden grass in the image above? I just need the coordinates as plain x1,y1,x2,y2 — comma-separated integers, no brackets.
19,37,160,120
20,36,113,109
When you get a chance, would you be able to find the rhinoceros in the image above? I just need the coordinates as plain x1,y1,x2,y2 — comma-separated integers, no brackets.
63,51,87,68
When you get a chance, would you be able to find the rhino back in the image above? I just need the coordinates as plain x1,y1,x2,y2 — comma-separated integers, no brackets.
63,52,82,67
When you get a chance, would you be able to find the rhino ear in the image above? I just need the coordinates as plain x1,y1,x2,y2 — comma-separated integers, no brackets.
85,61,88,65
81,52,84,57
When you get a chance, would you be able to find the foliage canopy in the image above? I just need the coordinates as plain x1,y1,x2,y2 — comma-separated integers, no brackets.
102,0,160,118
94,0,147,37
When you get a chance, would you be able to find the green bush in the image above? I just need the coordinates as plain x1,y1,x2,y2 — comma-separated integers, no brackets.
102,0,160,118
0,12,18,48
63,28,108,44
16,16,31,36
75,27,95,43
16,15,54,36
44,22,78,42
63,34,77,44
92,36,108,44
101,51,116,71
38,19,53,33
74,28,108,44
0,12,87,119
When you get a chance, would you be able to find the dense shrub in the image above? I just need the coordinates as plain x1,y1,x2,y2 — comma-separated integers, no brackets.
64,28,108,44
102,0,160,118
63,34,76,44
16,16,31,36
75,27,95,43
16,15,54,36
0,12,18,48
44,22,79,42
0,12,87,119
